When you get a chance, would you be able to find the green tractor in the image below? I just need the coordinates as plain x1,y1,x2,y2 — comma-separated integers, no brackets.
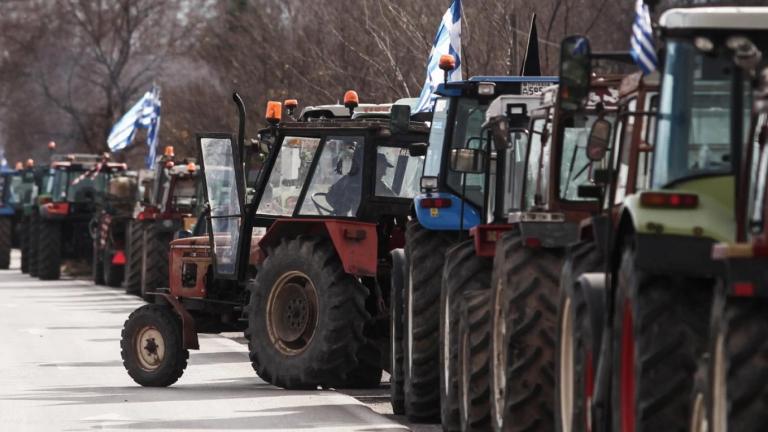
554,7,768,432
34,154,127,280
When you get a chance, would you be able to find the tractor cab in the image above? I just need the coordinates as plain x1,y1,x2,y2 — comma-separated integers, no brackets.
43,154,127,218
416,75,557,231
199,98,429,280
137,146,201,223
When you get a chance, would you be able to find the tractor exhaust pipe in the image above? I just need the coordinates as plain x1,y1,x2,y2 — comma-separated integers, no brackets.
232,92,246,163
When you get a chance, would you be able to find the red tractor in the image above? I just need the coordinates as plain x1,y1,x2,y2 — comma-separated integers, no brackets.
124,147,202,300
120,93,429,389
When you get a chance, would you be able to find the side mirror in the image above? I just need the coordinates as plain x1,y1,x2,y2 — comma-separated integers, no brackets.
390,104,411,135
449,148,486,174
586,118,612,161
559,35,592,112
409,142,428,157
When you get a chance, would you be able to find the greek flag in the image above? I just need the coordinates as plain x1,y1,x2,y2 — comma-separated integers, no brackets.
630,0,657,75
107,86,162,168
415,0,462,113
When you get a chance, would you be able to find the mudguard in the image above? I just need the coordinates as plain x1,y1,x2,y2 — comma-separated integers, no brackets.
413,192,481,231
259,219,378,277
151,292,200,350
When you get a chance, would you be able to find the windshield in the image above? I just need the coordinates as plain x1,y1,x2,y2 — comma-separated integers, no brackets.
523,118,552,209
503,129,529,213
376,147,423,199
446,98,489,208
299,136,363,217
559,112,615,201
424,97,449,177
258,136,320,216
654,39,750,187
169,177,198,213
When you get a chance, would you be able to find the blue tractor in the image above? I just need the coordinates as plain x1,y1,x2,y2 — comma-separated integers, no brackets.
390,74,556,422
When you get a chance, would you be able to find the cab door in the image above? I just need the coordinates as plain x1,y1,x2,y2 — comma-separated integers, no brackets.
197,133,245,279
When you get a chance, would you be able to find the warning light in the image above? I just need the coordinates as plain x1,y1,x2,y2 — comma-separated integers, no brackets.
26,159,34,168
15,161,23,170
439,54,456,71
186,162,196,172
48,141,56,150
266,101,282,124
284,99,298,109
164,146,175,157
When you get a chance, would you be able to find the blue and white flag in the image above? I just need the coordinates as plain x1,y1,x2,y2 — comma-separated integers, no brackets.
107,86,161,168
630,0,657,75
415,0,462,113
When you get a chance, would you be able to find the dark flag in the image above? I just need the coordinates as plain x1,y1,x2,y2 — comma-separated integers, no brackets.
519,14,541,76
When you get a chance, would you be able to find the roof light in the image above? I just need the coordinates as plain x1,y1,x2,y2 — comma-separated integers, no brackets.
477,82,496,96
284,99,298,109
266,101,282,124
639,192,698,209
164,146,175,157
48,141,56,150
15,162,23,170
439,54,456,71
420,197,452,209
344,91,359,108
25,159,34,168
186,162,196,172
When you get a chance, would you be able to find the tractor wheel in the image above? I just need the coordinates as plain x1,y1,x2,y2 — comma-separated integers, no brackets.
121,304,188,387
612,244,711,432
124,220,144,295
441,239,492,432
28,214,40,277
389,248,406,414
489,231,516,432
700,297,768,432
555,241,602,432
246,236,373,389
142,224,171,301
20,220,29,273
0,217,11,270
37,220,62,280
341,339,383,389
458,288,493,432
92,239,105,285
495,236,563,432
404,221,454,422
103,243,125,288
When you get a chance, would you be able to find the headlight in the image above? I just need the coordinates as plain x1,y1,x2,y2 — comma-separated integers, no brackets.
420,176,438,191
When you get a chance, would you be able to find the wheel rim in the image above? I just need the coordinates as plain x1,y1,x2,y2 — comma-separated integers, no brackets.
691,391,709,432
460,323,470,419
560,297,574,432
443,284,452,393
620,300,636,432
135,325,165,371
406,266,414,382
712,330,726,432
266,271,318,356
492,278,507,429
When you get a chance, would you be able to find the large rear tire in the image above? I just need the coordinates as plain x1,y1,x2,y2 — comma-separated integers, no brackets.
124,220,144,295
121,304,188,387
29,214,40,277
404,221,455,422
37,220,62,280
495,236,563,432
246,236,374,389
0,217,11,270
390,248,406,414
458,288,493,432
441,239,492,431
141,224,171,301
700,296,768,432
612,244,711,432
556,241,602,432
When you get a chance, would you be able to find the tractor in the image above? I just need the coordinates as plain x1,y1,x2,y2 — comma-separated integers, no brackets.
397,68,557,422
119,93,429,390
90,169,139,287
552,7,768,432
688,29,768,432
123,147,202,300
33,154,127,280
0,164,22,269
481,68,623,431
21,161,52,277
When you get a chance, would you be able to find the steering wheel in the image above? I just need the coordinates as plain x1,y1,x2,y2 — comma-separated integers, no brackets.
311,192,335,215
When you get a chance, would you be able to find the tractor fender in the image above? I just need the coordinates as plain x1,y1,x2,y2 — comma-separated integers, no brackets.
413,192,482,231
259,218,378,277
574,272,607,356
151,292,200,350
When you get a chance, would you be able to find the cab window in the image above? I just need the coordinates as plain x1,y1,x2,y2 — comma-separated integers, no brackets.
258,136,320,216
299,136,363,217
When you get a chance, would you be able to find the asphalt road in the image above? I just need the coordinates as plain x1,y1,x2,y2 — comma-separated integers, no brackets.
0,251,440,432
